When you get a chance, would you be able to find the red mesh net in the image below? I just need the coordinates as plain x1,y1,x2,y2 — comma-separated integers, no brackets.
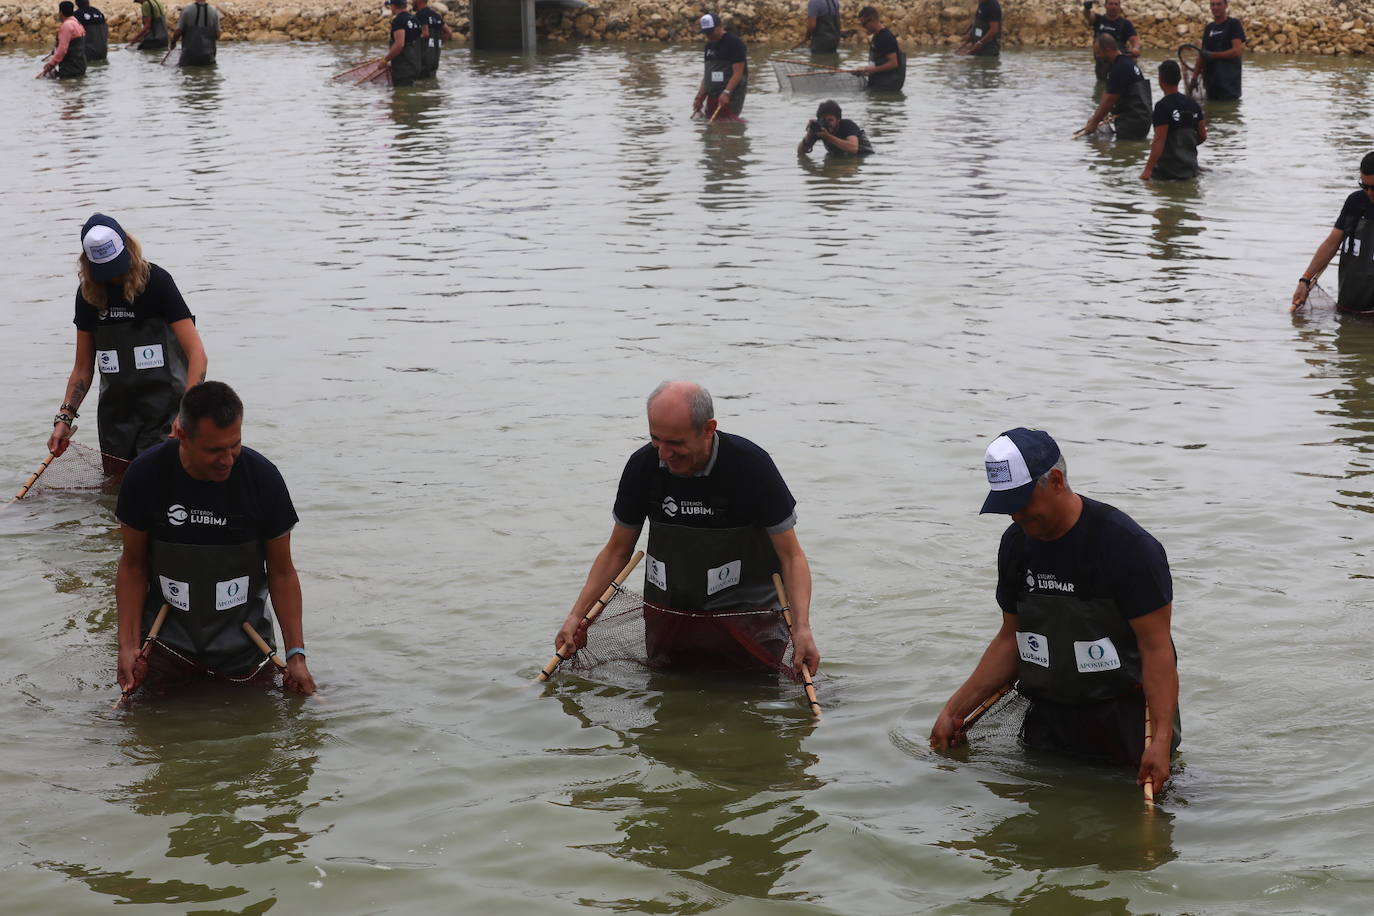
566,585,801,683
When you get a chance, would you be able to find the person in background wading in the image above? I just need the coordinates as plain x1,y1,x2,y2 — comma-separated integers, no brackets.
73,0,106,62
1083,0,1139,81
48,214,208,469
1199,0,1244,101
956,0,1001,55
1291,151,1374,314
413,0,452,79
39,2,86,80
798,0,840,55
168,0,219,66
383,0,422,87
128,0,168,49
798,99,874,156
1141,60,1206,181
855,6,904,91
556,381,819,678
693,13,747,117
115,381,316,696
929,428,1180,794
1078,33,1151,140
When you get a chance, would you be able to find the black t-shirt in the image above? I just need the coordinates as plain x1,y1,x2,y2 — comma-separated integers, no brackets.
976,0,1002,23
1152,90,1203,128
1334,190,1374,232
613,431,796,533
1104,54,1145,95
1091,13,1136,44
820,118,874,155
73,263,192,332
705,31,748,69
870,27,899,63
117,439,297,545
414,6,443,35
996,497,1172,619
391,11,420,43
1202,16,1244,52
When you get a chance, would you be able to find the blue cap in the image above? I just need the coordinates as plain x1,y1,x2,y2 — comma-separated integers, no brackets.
80,213,131,282
979,427,1061,514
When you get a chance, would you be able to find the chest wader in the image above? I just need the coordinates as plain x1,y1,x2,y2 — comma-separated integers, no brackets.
92,316,188,461
811,1,840,54
1204,54,1240,101
1112,76,1152,140
58,34,87,78
1156,122,1199,179
140,4,168,48
1014,585,1180,764
642,519,788,672
392,36,422,86
86,20,108,59
970,17,999,56
181,4,215,65
147,537,275,677
867,45,906,91
703,55,746,115
1337,216,1374,313
421,20,442,77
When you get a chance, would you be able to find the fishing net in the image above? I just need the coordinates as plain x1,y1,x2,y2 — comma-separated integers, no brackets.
333,58,392,87
962,685,1033,750
771,57,866,94
1178,44,1204,102
12,443,128,500
1308,280,1336,309
565,584,802,684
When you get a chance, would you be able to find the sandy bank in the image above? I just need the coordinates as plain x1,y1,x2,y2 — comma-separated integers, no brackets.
1,0,1369,56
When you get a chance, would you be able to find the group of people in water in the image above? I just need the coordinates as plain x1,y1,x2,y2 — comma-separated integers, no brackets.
37,0,220,77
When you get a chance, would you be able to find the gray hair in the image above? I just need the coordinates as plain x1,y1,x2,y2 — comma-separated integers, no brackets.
1035,455,1068,487
647,380,714,432
1094,33,1119,52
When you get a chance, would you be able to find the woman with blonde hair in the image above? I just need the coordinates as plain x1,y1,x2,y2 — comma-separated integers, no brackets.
48,213,207,466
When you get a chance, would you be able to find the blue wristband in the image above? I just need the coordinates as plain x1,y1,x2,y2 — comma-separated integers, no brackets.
285,647,307,661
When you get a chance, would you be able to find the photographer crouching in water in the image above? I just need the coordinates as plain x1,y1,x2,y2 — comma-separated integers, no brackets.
798,100,875,157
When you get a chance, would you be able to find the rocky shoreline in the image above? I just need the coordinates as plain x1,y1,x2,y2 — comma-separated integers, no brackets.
1,0,1369,56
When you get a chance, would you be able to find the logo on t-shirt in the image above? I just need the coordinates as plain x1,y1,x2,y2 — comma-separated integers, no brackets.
662,496,678,517
1027,571,1075,593
1171,108,1181,123
167,503,228,527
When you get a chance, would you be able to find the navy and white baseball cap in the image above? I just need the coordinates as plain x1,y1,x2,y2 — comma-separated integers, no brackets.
700,12,721,31
80,213,131,282
979,427,1061,514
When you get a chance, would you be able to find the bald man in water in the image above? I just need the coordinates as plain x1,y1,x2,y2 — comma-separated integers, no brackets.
556,381,818,678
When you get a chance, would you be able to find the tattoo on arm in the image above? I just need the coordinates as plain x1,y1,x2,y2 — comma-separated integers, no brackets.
68,378,89,409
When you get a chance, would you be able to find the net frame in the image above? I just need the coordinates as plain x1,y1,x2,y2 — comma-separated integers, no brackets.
1178,44,1204,102
770,57,866,94
12,441,128,500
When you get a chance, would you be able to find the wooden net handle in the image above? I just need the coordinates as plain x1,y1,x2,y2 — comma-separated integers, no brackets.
772,573,821,718
242,621,287,670
962,681,1014,732
13,452,57,501
536,550,644,682
1143,703,1155,804
114,603,170,707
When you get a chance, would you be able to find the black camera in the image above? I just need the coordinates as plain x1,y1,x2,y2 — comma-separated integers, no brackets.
807,119,824,135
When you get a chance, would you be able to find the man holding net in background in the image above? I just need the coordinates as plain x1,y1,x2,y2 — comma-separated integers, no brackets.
1083,0,1139,82
555,381,819,679
855,7,905,91
798,99,874,156
1199,0,1244,101
115,381,316,697
929,428,1179,794
1078,34,1152,140
1140,60,1206,182
693,13,748,118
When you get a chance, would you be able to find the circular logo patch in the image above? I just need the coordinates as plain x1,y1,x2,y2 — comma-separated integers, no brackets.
168,504,188,526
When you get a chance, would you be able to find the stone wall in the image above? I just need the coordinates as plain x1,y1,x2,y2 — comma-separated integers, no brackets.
1,0,1370,55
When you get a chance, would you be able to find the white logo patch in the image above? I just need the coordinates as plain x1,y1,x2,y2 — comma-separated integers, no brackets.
1171,109,1181,123
986,459,1013,484
216,576,250,611
706,560,742,596
710,69,725,83
1016,631,1050,668
167,504,189,526
96,349,120,373
661,496,678,518
646,554,667,591
134,343,165,369
159,575,190,611
1074,637,1122,672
